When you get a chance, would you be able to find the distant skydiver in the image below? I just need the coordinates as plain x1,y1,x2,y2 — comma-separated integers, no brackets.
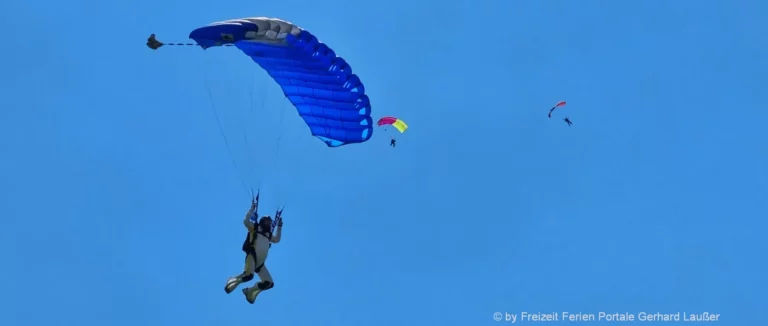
378,117,407,148
564,117,573,127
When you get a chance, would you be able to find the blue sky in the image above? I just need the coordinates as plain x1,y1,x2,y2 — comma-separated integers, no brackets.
1,0,766,325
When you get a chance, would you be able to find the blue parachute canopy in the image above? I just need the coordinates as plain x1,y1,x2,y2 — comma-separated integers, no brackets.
189,17,373,147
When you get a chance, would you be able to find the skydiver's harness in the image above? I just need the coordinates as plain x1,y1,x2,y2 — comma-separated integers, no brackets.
241,227,272,273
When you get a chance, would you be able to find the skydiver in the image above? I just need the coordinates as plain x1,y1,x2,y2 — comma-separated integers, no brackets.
390,137,396,147
224,197,283,304
564,117,573,126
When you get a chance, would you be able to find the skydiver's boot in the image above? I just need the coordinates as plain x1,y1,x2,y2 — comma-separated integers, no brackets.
242,287,260,304
224,273,253,294
242,280,273,304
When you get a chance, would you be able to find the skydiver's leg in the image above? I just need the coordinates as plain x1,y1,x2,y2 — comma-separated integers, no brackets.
243,254,273,303
256,265,274,289
225,252,257,293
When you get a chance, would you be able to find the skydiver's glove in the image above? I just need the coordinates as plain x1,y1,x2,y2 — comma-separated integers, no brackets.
277,219,283,227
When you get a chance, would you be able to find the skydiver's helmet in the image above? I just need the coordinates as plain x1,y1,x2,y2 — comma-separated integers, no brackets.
258,215,273,231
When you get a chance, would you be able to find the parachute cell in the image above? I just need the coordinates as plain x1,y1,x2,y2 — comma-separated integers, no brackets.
377,116,408,133
189,17,373,147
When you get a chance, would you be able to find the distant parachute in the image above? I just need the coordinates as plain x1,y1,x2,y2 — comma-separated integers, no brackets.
377,116,408,133
188,17,374,147
548,101,567,118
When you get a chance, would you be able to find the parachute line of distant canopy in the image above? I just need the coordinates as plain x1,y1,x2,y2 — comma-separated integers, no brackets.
147,17,571,148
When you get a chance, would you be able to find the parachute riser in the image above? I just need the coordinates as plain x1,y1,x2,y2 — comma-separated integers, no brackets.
270,206,284,233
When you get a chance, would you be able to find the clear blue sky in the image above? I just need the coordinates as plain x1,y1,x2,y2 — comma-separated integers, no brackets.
1,0,766,325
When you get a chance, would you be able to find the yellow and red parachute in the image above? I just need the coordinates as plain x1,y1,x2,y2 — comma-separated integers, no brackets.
377,116,408,133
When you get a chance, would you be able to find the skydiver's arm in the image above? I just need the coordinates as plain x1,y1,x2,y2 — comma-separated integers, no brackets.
243,205,256,230
270,225,282,243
